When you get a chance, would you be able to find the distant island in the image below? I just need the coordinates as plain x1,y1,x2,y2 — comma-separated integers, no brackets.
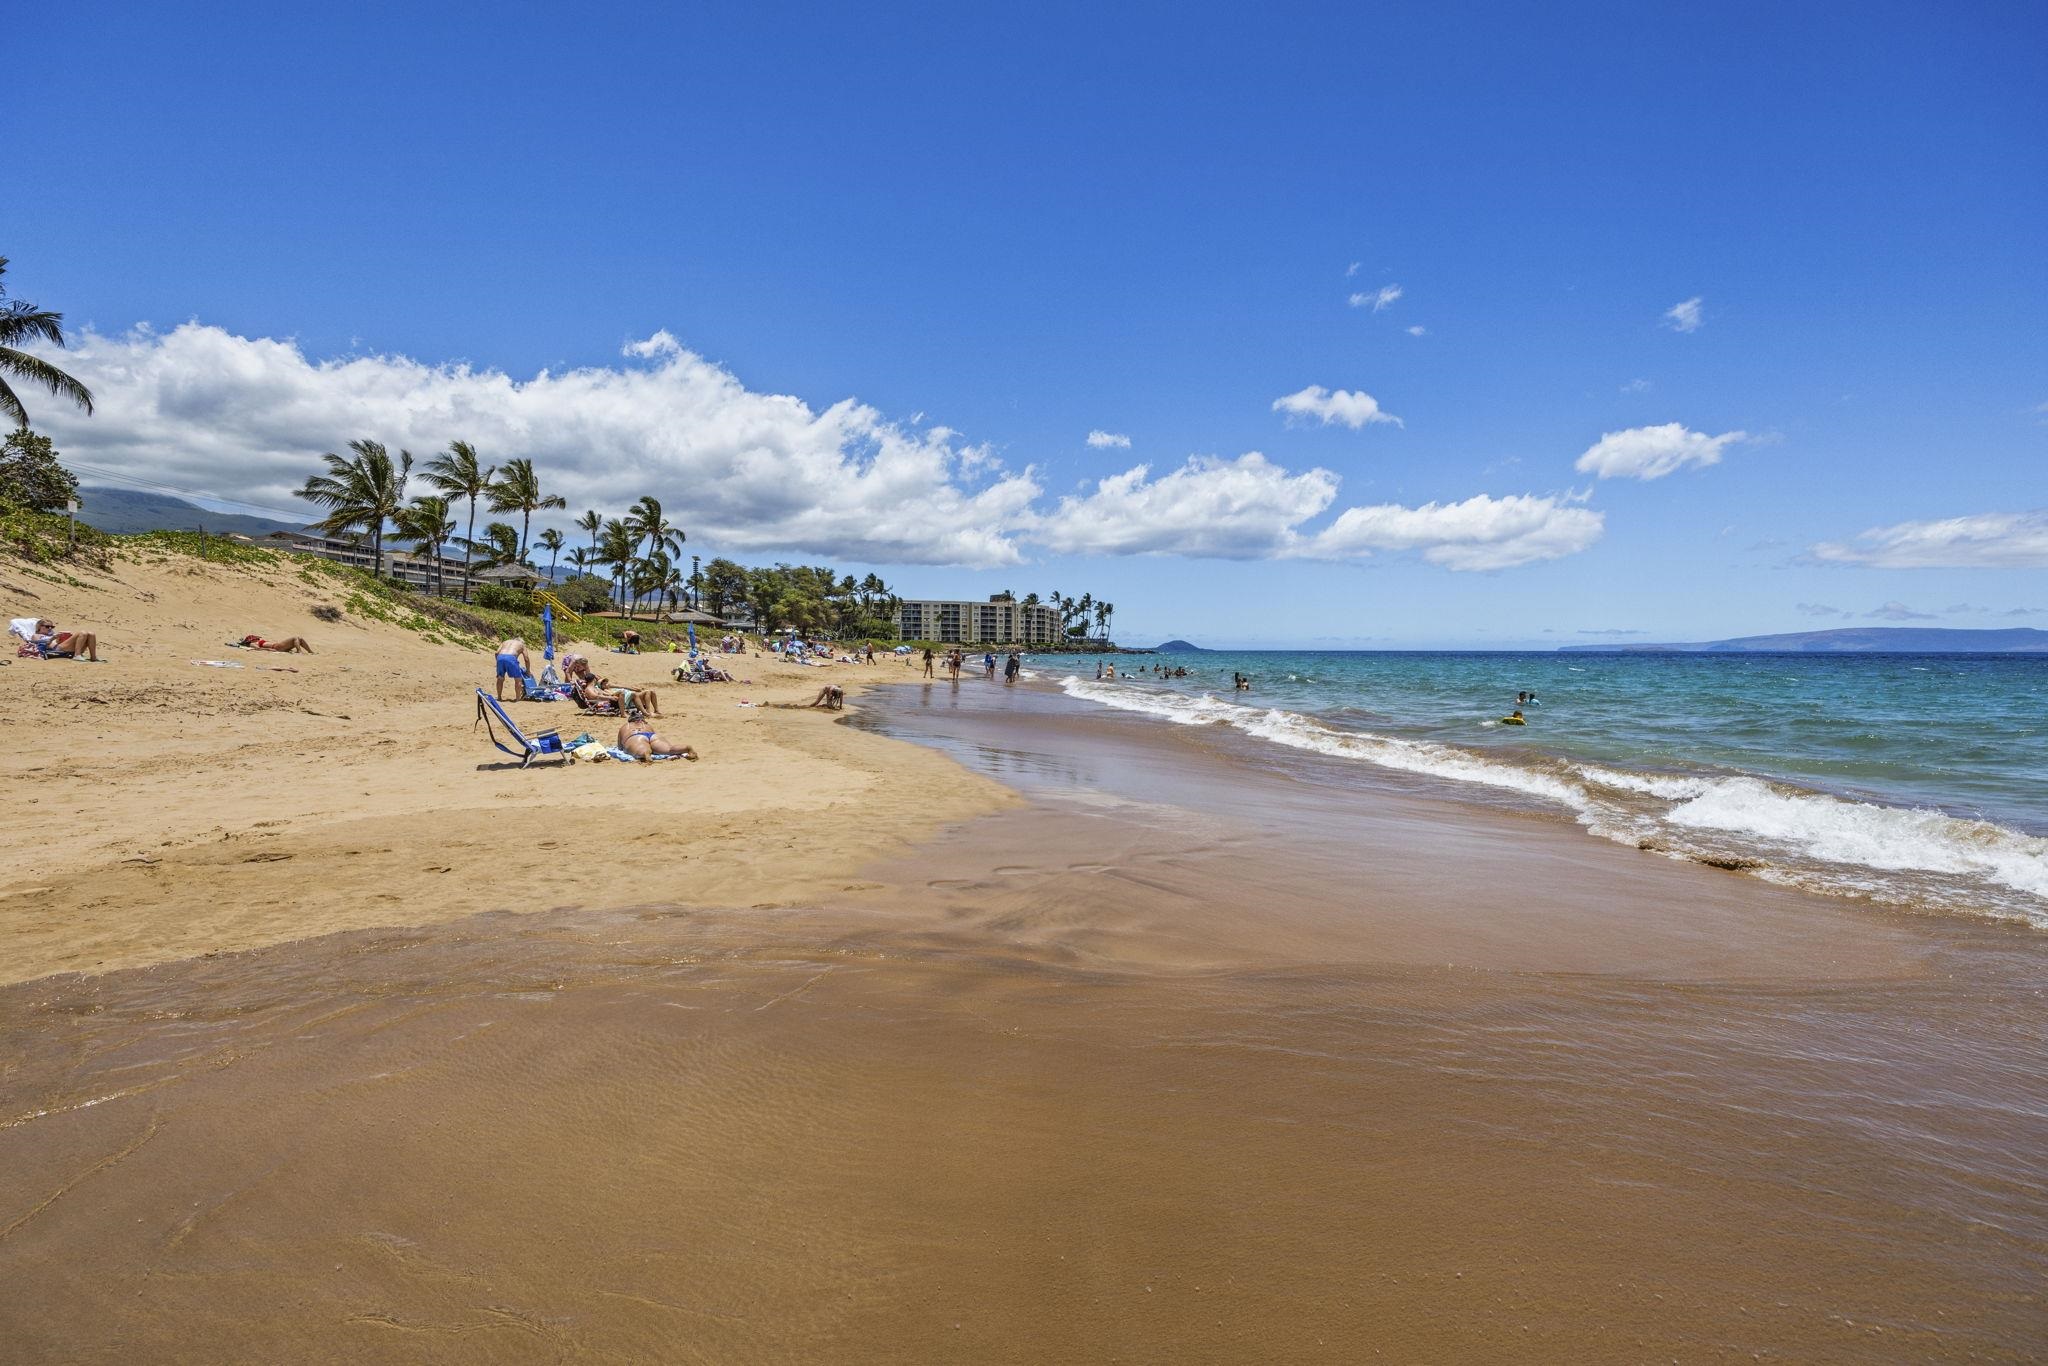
77,487,305,539
1560,626,2048,654
1154,639,1206,653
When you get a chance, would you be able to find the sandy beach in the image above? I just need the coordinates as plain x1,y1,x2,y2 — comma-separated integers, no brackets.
0,548,1011,984
4,549,2045,1362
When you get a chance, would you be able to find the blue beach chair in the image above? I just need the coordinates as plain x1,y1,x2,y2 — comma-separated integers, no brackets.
473,688,567,768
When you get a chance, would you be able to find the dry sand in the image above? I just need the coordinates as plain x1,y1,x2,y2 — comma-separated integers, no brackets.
0,549,1009,984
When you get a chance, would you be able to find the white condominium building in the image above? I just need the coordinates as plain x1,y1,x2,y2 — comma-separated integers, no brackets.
896,596,1067,645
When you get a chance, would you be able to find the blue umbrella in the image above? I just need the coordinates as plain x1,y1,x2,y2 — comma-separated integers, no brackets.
542,604,555,661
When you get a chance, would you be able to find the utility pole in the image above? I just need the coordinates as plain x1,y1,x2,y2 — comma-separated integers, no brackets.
690,554,701,609
66,497,79,552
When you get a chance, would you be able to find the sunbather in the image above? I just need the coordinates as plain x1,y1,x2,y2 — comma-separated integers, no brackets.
241,634,314,653
617,719,697,761
19,618,101,661
568,660,662,718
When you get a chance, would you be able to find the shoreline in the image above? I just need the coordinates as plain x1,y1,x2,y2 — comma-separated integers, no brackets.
4,556,2045,1360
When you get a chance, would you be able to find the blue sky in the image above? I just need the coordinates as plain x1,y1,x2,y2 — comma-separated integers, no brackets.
14,1,2046,646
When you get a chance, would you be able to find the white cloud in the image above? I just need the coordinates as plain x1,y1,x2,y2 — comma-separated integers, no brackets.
1271,385,1402,430
1038,457,1603,570
1036,454,1338,559
1300,493,1605,571
1574,422,1746,480
1345,261,1361,278
1795,602,1847,618
1348,284,1403,312
1663,297,1704,332
1620,378,1651,394
34,323,1042,567
1406,326,1427,337
1084,429,1132,449
1866,601,1935,621
1811,510,2048,569
30,320,1603,575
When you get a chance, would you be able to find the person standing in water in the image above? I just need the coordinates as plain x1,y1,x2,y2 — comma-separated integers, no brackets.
1004,651,1022,684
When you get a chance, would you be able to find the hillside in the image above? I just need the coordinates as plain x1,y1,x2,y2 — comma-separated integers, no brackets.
77,486,306,538
1560,626,2048,654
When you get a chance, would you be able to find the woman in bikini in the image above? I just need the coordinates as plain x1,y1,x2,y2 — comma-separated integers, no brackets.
616,719,697,760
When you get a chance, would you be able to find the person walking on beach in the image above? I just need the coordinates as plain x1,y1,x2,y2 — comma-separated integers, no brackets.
494,638,534,700
983,651,997,679
922,647,935,678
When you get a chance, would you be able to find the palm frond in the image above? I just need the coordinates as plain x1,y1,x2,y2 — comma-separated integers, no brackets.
0,346,94,416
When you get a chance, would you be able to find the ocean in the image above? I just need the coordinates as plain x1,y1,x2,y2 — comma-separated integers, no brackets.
1030,650,2048,926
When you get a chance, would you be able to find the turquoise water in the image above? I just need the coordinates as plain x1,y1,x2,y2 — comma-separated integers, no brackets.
1029,651,2048,924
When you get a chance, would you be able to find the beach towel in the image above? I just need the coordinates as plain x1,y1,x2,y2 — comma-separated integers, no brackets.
193,659,245,669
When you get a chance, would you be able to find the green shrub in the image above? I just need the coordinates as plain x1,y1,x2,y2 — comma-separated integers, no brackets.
552,574,614,614
476,583,534,613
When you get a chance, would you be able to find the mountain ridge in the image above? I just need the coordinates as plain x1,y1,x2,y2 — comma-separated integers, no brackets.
1559,626,2048,654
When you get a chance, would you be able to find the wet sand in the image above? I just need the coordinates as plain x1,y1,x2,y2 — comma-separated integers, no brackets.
4,679,2045,1361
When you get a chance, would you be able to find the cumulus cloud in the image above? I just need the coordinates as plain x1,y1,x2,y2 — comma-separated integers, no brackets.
1085,430,1132,449
1271,385,1401,430
32,322,1041,567
1036,453,1338,559
1795,602,1847,618
1866,601,1935,621
27,320,1600,574
1349,284,1403,312
1810,510,2048,569
1573,422,1747,480
1663,297,1704,333
1300,493,1604,571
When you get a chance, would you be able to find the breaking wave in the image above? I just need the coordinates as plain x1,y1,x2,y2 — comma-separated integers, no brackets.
1058,676,2048,925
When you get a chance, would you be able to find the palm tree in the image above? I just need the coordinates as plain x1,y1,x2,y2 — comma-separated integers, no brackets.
299,440,412,579
1100,602,1115,644
396,494,456,597
470,521,521,570
486,457,566,561
536,528,565,584
423,441,493,602
0,258,94,428
576,509,603,562
598,518,638,614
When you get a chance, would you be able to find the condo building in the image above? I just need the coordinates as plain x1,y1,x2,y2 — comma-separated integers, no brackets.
896,596,1067,646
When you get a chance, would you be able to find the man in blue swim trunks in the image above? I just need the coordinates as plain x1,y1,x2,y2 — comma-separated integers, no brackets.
494,637,534,701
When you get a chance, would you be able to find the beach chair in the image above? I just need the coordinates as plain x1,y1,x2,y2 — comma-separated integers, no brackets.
473,689,567,768
570,681,643,721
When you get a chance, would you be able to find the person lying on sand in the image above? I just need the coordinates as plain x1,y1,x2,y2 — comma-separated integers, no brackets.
241,634,314,653
18,618,102,661
616,719,697,761
494,638,534,700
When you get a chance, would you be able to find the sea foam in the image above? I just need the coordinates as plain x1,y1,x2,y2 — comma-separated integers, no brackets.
1057,676,2048,924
